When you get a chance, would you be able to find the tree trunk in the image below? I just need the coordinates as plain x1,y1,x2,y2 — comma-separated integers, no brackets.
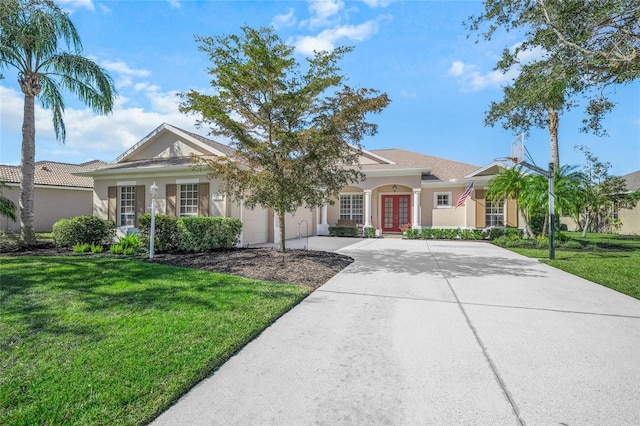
20,93,37,245
548,108,560,168
278,211,286,252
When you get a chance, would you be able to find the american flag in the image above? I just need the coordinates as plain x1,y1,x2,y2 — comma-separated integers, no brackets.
455,182,474,208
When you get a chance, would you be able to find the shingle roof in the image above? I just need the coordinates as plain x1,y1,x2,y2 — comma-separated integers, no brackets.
181,128,236,157
622,170,640,192
365,149,480,181
0,160,105,188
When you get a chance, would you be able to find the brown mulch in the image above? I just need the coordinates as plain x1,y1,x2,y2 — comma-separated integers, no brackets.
150,248,354,289
1,242,354,289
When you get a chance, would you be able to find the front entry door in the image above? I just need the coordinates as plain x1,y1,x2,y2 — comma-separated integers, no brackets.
382,194,411,232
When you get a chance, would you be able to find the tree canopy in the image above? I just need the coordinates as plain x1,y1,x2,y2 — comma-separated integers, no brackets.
180,26,390,251
468,0,639,166
0,0,116,244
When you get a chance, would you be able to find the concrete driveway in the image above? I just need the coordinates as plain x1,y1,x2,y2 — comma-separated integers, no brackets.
153,238,640,425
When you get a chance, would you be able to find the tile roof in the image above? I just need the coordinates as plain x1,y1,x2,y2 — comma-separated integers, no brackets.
365,149,480,181
622,170,640,192
0,160,105,188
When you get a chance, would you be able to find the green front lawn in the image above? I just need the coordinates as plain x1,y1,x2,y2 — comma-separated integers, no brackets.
510,232,640,300
0,256,310,425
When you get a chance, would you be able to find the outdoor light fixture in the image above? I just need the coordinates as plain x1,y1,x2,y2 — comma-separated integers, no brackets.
149,182,158,259
392,184,397,192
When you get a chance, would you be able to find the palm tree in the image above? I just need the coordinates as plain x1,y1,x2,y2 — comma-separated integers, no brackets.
486,165,537,236
0,0,115,244
521,165,587,236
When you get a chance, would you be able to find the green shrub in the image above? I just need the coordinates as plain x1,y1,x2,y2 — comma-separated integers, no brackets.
110,244,124,254
90,243,104,253
405,228,420,239
52,216,116,248
493,236,509,247
177,217,242,252
328,226,359,237
363,227,376,238
119,233,139,249
536,237,550,249
561,240,583,250
72,242,90,253
138,214,179,253
123,247,135,256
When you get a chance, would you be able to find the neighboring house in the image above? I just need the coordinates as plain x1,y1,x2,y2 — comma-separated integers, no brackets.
0,160,106,232
79,123,520,245
616,170,640,235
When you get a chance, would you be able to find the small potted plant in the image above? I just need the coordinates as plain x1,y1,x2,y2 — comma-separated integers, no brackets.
399,222,412,237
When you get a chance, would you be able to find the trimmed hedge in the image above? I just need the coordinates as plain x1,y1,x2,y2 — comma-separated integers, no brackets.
52,216,116,248
138,214,179,253
138,214,242,253
329,226,359,237
178,217,242,252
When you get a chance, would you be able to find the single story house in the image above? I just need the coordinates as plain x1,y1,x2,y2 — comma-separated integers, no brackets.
616,170,640,235
0,160,105,232
78,123,520,245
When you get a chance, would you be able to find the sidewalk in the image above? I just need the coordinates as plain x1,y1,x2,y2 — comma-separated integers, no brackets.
153,238,640,425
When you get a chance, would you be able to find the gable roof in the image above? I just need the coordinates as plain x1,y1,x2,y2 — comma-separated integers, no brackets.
622,170,640,192
364,148,480,181
113,123,233,163
0,160,106,188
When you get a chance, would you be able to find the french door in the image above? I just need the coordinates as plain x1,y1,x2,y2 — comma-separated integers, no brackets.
382,194,411,232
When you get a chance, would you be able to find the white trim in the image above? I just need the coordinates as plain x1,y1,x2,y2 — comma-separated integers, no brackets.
364,168,426,178
464,161,507,178
117,181,136,186
113,123,227,164
176,178,199,184
3,183,93,191
433,191,452,208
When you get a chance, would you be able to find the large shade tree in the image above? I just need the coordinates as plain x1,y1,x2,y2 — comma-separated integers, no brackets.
468,0,639,167
180,26,390,251
0,0,116,245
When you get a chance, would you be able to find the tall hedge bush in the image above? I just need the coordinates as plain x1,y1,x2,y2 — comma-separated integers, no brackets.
52,216,116,247
177,217,242,252
138,214,179,253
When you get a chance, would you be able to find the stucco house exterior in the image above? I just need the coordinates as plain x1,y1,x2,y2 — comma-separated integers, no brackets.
78,123,520,245
0,160,105,232
616,170,640,235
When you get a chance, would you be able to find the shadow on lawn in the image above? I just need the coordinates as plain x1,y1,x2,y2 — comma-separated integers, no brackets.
1,256,302,344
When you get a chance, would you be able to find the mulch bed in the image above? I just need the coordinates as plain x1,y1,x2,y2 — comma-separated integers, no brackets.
1,243,354,289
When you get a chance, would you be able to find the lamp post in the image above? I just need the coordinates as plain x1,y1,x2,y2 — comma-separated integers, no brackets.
149,182,158,259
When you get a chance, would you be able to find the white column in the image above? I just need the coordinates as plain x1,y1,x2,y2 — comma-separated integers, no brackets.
364,190,372,228
317,204,329,235
412,188,421,229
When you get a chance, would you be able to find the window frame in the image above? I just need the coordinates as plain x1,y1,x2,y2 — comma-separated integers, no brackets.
179,183,199,217
433,191,452,209
485,199,505,227
119,185,136,227
339,193,364,224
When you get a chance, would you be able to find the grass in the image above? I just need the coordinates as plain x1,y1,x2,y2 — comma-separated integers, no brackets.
0,256,311,425
510,232,640,300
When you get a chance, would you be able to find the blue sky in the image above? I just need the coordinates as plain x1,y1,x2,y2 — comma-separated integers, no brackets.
1,0,638,176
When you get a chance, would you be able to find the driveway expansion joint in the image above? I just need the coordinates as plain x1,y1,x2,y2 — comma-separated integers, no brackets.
426,241,526,426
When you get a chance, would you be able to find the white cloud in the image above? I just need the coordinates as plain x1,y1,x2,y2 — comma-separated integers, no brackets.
167,0,181,9
56,0,95,11
306,0,345,28
361,0,394,7
272,8,296,29
294,20,380,54
0,83,202,164
448,60,516,92
100,60,151,78
400,89,417,99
